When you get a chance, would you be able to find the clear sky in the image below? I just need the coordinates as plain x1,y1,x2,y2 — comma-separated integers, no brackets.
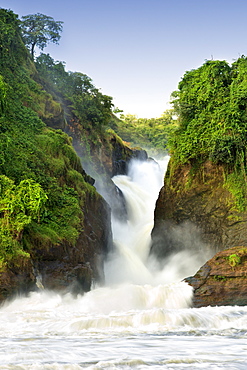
1,0,247,118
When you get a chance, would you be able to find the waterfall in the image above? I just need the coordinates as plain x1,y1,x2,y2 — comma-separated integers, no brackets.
104,157,203,287
104,158,167,286
92,156,197,311
1,157,246,370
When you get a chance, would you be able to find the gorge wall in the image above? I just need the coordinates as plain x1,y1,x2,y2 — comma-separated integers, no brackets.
0,8,148,303
151,158,247,307
151,158,247,261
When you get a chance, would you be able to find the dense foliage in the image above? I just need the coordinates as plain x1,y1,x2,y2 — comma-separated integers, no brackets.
169,59,247,165
169,58,247,210
35,53,113,131
111,111,177,155
0,8,96,266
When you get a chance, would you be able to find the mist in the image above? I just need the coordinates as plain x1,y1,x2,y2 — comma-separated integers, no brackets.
103,157,209,289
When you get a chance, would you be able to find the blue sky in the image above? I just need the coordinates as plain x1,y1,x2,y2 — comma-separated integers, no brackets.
1,0,247,118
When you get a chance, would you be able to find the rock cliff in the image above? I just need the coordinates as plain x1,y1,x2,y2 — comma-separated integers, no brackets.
151,157,247,307
30,190,112,295
185,246,247,307
0,8,145,303
151,158,247,262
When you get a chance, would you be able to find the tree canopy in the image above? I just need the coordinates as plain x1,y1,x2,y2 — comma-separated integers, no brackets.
20,13,63,58
35,53,114,130
0,9,94,266
110,111,177,155
169,58,247,166
167,57,247,211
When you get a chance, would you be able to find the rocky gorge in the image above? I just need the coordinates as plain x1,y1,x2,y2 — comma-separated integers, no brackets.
1,8,247,309
0,8,148,303
150,157,247,307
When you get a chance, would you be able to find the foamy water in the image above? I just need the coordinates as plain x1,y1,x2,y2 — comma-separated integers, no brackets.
0,157,246,369
1,290,247,369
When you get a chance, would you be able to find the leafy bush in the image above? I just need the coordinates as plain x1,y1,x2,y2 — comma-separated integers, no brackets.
0,176,47,260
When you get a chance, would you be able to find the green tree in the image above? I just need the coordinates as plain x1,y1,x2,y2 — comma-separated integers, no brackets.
168,60,243,164
0,75,7,115
20,13,63,58
36,56,114,130
113,111,177,154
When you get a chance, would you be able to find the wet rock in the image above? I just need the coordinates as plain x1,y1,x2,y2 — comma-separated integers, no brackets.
32,191,112,295
0,256,36,303
185,246,247,307
151,159,247,259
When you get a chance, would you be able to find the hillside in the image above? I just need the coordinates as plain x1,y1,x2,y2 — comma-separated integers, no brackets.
151,59,247,260
0,8,146,300
110,111,177,157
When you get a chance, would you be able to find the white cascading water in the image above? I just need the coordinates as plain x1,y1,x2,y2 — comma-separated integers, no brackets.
105,158,165,286
0,157,247,369
102,157,196,309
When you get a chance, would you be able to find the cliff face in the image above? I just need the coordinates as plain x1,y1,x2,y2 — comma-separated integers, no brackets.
151,159,247,261
0,141,113,302
30,191,112,295
185,246,247,307
0,9,143,303
32,61,147,221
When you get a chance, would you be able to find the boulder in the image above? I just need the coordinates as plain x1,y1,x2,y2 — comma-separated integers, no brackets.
185,246,247,307
0,256,36,302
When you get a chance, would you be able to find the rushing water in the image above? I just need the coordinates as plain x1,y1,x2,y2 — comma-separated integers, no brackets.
0,158,247,369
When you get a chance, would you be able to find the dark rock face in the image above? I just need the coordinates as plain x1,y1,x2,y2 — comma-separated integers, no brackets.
0,257,36,302
0,188,112,304
185,246,247,307
31,192,112,295
65,126,148,222
151,159,247,260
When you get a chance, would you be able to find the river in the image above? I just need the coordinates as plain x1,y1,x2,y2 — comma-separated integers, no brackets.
0,158,246,369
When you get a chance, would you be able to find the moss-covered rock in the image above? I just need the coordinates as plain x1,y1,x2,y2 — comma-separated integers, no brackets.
151,158,247,260
185,246,247,307
29,189,112,295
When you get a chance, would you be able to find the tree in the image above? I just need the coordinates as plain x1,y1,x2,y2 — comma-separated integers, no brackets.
0,75,7,115
169,58,247,165
20,13,63,58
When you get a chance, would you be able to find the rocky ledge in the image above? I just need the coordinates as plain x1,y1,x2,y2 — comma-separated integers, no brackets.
185,246,247,307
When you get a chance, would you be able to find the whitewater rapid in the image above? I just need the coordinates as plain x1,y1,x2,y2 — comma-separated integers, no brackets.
0,157,246,369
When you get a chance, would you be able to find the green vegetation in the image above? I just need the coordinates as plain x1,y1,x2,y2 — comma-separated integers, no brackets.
228,253,241,267
0,176,47,261
111,111,177,155
169,59,246,164
214,275,226,281
35,53,113,130
20,13,63,58
169,58,247,210
0,8,99,267
34,51,118,180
